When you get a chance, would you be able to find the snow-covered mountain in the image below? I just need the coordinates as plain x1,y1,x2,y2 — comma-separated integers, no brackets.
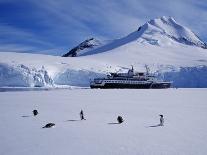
63,16,206,57
1,16,207,88
139,16,206,48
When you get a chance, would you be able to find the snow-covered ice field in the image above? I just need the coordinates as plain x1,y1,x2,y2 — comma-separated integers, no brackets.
0,88,207,155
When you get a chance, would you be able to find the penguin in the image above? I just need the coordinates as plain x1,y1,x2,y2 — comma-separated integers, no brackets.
33,110,38,116
80,110,85,120
159,115,164,126
117,116,124,124
42,123,55,128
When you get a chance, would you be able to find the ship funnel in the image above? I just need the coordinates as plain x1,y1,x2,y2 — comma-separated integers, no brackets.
128,65,134,76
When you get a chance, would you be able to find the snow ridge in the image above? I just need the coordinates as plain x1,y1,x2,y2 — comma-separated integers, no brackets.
141,16,207,48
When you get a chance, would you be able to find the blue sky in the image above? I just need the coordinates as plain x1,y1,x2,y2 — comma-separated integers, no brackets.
0,0,207,55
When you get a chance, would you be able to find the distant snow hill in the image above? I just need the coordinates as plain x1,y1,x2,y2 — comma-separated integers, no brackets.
1,16,207,88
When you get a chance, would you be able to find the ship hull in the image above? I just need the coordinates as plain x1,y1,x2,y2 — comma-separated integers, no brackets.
90,82,171,89
150,82,171,89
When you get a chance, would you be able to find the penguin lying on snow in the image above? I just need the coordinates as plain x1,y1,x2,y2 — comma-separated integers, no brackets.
42,123,55,128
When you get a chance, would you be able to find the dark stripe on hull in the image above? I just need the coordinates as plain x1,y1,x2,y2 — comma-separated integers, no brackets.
90,83,171,89
151,83,171,89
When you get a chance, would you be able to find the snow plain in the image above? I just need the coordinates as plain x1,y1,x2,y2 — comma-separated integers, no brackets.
1,88,207,155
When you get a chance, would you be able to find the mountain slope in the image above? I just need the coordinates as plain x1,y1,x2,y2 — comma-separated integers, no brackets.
139,16,206,48
63,16,206,57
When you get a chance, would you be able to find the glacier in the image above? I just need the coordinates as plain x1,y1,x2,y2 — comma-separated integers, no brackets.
0,50,207,88
0,16,207,88
0,63,53,87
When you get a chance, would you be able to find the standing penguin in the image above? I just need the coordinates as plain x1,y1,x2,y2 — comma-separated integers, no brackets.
80,110,85,120
159,115,164,126
33,110,38,116
117,116,124,124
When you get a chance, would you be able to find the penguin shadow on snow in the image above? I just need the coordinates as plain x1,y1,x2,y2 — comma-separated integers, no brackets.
22,110,39,118
148,124,163,128
65,110,86,122
108,122,121,125
147,115,164,128
65,119,82,122
21,115,32,118
108,116,124,125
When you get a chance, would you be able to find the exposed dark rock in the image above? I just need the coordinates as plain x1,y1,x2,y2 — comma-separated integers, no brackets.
138,26,142,31
62,38,99,57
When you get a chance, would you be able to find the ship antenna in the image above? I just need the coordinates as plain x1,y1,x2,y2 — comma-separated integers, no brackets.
131,65,134,72
145,64,150,75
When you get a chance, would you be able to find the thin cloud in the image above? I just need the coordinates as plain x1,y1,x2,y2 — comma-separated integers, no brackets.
29,0,207,41
0,0,206,55
0,44,38,53
0,24,55,48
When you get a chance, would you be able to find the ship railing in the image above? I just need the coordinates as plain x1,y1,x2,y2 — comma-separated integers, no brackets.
102,79,151,84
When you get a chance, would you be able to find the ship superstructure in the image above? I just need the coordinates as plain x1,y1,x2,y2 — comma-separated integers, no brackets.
90,66,171,89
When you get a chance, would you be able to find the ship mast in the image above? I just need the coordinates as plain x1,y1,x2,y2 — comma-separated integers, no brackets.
145,65,150,75
131,65,134,72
